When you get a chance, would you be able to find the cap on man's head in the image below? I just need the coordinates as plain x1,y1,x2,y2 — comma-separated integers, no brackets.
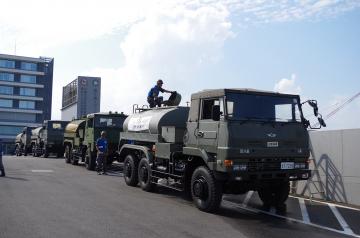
101,131,106,136
157,79,163,84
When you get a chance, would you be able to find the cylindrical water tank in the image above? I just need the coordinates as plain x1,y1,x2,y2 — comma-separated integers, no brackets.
65,120,85,134
123,106,189,134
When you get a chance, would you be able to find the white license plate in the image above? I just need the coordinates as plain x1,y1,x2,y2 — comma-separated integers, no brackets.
267,141,278,147
281,162,294,170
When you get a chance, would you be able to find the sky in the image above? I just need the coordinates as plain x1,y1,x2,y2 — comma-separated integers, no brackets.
0,0,359,130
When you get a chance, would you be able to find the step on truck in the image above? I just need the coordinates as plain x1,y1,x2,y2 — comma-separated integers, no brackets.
63,112,128,170
15,127,34,156
118,89,326,212
31,120,69,158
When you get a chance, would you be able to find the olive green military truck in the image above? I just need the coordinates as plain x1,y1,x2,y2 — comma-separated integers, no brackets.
14,127,34,156
63,112,127,170
118,89,325,213
31,120,69,158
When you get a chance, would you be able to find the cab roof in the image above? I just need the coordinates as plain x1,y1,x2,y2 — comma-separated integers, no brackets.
191,88,299,100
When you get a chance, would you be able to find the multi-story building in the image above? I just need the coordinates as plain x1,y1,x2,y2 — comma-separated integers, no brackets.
0,53,54,153
61,76,101,121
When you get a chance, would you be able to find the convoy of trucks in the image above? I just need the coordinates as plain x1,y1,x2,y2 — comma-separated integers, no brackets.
13,88,325,213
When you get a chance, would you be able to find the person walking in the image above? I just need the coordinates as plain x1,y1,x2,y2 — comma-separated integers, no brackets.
0,139,5,177
96,131,108,175
147,79,174,108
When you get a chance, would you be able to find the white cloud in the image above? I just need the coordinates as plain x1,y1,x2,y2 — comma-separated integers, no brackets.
1,0,359,121
81,4,233,116
1,1,359,55
274,74,302,95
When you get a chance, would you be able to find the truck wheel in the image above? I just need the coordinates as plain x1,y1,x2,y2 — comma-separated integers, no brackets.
85,149,96,171
124,154,139,187
191,166,222,213
71,153,78,165
138,158,155,192
258,181,290,208
57,152,62,158
43,147,49,158
65,146,71,164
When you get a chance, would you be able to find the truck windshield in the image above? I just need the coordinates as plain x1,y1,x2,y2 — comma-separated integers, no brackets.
50,123,63,130
95,117,124,128
226,93,302,122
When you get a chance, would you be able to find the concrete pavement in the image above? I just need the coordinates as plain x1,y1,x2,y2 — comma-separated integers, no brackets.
0,155,355,238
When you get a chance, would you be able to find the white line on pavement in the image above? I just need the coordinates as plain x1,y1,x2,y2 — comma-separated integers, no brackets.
299,198,311,224
31,170,54,173
223,200,360,238
290,195,360,212
242,191,254,207
328,203,355,235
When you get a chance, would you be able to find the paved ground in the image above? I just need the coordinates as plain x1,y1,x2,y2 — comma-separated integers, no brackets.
0,155,359,238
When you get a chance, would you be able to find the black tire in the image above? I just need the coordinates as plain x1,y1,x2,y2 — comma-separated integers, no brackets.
43,147,49,158
85,149,96,171
191,166,223,213
124,154,139,187
65,146,71,164
57,151,63,158
258,181,290,208
138,158,155,192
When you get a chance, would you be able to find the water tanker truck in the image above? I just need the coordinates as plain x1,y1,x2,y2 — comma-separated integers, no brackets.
31,120,69,157
63,112,127,170
118,89,326,212
14,127,34,156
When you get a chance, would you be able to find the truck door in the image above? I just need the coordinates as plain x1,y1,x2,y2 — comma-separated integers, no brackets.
197,98,224,153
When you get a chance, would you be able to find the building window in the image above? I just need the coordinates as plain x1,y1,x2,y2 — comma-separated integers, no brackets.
0,99,13,108
21,62,37,71
20,75,36,84
0,59,15,68
0,73,14,81
20,88,36,96
0,125,24,135
0,86,13,95
19,100,35,109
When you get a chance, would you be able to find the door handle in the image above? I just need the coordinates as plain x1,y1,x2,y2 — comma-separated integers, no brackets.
197,131,204,138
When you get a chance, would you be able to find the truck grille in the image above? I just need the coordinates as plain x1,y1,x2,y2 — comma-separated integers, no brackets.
247,158,295,172
248,162,280,171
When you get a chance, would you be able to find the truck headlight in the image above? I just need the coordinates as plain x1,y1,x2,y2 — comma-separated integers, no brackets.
233,164,247,171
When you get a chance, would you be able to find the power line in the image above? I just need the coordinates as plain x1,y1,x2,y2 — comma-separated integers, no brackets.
312,92,360,127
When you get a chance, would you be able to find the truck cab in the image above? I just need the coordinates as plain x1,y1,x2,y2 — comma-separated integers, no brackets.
64,112,127,170
32,120,69,157
186,89,312,180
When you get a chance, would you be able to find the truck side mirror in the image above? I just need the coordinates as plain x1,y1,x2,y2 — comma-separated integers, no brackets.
308,100,319,117
211,105,221,121
318,117,326,127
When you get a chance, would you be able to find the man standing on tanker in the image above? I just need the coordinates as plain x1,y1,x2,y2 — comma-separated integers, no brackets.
147,79,174,108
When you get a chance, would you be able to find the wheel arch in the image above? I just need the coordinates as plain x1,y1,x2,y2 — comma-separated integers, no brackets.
119,144,153,162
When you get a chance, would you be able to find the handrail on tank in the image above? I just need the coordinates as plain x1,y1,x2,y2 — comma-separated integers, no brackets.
133,104,152,114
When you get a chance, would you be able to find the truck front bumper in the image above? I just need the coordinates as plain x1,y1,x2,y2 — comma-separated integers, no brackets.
215,169,311,182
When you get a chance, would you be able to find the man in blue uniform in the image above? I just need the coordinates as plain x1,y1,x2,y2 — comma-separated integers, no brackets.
96,131,108,175
147,79,174,108
0,139,5,177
